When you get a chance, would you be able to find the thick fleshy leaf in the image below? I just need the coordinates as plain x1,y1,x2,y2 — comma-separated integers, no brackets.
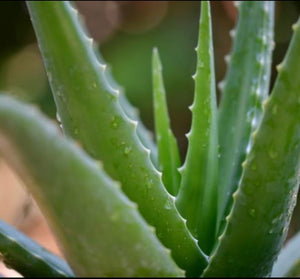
0,95,183,277
152,48,181,196
203,16,300,277
272,230,300,277
98,60,158,167
175,1,218,255
0,219,73,277
217,1,274,231
26,2,208,276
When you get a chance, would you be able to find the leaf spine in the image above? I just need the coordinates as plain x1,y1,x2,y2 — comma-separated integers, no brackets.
276,63,283,72
99,63,107,72
229,29,236,38
292,23,299,31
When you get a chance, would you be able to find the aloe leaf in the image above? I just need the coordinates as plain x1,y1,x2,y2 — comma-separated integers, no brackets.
26,2,207,276
175,1,218,255
0,219,73,277
203,17,300,277
119,89,159,167
271,230,300,277
152,48,181,196
0,95,184,277
217,1,274,230
95,54,159,167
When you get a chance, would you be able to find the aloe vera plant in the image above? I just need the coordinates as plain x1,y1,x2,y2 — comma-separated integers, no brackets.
0,1,300,277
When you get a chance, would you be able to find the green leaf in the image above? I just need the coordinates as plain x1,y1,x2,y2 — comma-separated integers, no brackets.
203,16,300,277
217,1,275,231
152,47,181,196
0,95,183,277
272,230,300,277
97,58,159,167
175,1,218,255
119,88,158,168
26,2,207,276
0,219,74,277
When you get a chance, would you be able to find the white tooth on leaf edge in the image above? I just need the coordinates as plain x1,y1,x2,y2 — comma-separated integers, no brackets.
218,81,225,91
188,103,195,111
177,165,185,174
130,120,139,127
185,131,192,139
276,63,283,72
145,148,151,156
99,63,107,72
113,89,120,97
225,54,231,63
292,23,299,31
229,29,236,38
85,36,93,45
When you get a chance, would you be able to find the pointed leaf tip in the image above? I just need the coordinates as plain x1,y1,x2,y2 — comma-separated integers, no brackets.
152,47,181,196
176,0,218,255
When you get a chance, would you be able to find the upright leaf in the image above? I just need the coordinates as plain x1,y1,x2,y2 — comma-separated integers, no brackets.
0,219,73,277
26,2,207,276
204,16,300,277
0,95,183,277
175,1,218,255
152,48,181,196
217,1,274,231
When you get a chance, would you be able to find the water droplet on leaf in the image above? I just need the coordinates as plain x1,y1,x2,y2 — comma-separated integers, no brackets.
248,208,256,218
111,116,120,129
124,146,131,156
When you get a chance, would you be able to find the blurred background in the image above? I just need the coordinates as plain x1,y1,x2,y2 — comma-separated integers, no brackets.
0,1,300,276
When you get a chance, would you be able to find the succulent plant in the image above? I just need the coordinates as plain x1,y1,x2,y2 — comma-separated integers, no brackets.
0,0,300,277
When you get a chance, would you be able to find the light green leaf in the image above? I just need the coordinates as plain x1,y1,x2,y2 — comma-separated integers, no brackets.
152,47,181,196
0,95,183,277
217,1,274,231
98,60,159,167
26,2,207,276
175,1,218,255
204,16,300,277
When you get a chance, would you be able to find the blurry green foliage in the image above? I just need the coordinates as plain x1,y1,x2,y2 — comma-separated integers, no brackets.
0,1,299,158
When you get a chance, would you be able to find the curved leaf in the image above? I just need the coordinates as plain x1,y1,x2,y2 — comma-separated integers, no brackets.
176,1,218,255
97,58,158,167
217,1,275,231
152,47,181,196
0,95,183,277
204,16,300,277
0,219,73,277
26,2,208,276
